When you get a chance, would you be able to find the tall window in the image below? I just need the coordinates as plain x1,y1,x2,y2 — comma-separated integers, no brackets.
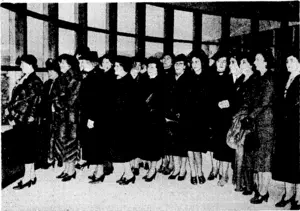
1,8,12,65
230,18,251,37
27,17,46,67
59,3,76,23
59,28,76,55
88,3,106,29
202,14,222,42
146,5,164,38
145,41,163,58
88,31,107,57
117,3,136,34
117,36,135,56
174,10,193,41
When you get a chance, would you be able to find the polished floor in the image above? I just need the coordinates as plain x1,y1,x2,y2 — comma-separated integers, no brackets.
2,153,288,211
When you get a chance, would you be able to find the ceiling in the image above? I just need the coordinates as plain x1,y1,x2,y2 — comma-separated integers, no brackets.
153,1,300,22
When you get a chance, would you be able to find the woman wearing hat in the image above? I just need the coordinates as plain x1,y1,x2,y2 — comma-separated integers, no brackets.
5,54,43,189
272,49,300,210
52,54,82,182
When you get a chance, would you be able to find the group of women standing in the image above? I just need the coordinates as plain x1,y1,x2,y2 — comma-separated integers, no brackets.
3,43,299,209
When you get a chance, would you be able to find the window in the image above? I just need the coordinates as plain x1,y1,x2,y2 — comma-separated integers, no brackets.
145,42,163,58
59,3,76,23
174,10,193,40
259,20,281,31
27,17,46,67
230,18,251,37
118,3,136,34
117,36,135,56
173,42,193,56
202,14,222,42
88,31,107,57
146,5,164,38
27,3,45,14
59,28,76,55
88,3,106,29
289,21,300,26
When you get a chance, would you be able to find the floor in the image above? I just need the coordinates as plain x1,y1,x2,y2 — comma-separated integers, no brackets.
1,153,290,211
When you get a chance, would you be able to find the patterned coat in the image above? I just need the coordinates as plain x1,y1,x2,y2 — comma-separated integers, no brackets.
7,72,43,164
51,68,82,163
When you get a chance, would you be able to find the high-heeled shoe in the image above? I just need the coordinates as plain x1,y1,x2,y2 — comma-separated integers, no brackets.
290,200,300,210
178,172,187,181
217,175,229,187
207,170,218,181
116,173,125,183
88,174,96,180
162,167,173,175
250,192,269,204
145,171,157,182
119,175,136,185
275,193,295,207
89,174,105,184
13,180,32,190
190,176,197,185
168,172,179,180
56,171,67,179
61,171,76,182
31,177,37,185
142,174,148,180
47,159,55,168
198,175,206,184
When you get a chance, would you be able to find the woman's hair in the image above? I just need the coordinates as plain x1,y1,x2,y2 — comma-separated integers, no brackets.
286,46,300,61
238,51,254,65
188,49,209,72
254,47,274,69
45,58,60,75
74,45,90,57
174,54,188,66
98,52,114,66
114,55,131,72
16,54,38,70
58,54,80,75
146,57,163,74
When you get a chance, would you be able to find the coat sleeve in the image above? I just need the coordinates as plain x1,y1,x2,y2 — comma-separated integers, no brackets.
67,78,82,110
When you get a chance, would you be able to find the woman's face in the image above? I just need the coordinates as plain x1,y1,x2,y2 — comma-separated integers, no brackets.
133,62,142,72
48,69,59,80
286,56,300,73
216,57,227,72
162,55,172,69
20,61,32,74
240,58,253,75
174,61,186,76
229,57,241,76
191,57,202,75
147,63,158,79
101,58,112,72
254,53,267,73
114,62,125,77
59,59,70,73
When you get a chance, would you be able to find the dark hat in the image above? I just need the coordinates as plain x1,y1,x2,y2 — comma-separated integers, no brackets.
211,49,228,61
174,54,187,63
238,51,254,64
74,45,90,57
18,54,38,68
286,46,299,61
78,51,98,62
115,55,131,72
45,58,60,74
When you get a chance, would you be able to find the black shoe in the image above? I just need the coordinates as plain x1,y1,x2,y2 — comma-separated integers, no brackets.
235,187,244,192
250,192,269,204
116,173,125,184
13,180,32,190
168,172,179,180
198,175,206,184
88,174,96,180
119,175,136,185
242,189,253,195
132,168,140,176
104,163,114,175
190,176,197,185
207,170,218,181
290,201,300,210
162,167,173,175
61,172,76,182
75,162,89,170
178,172,187,181
89,174,105,184
144,163,149,170
56,171,67,179
145,171,157,182
275,193,295,207
142,174,148,180
31,177,37,185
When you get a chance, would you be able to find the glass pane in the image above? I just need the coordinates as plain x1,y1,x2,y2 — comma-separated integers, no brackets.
118,3,135,34
289,21,300,26
202,14,222,42
174,10,193,41
173,42,193,56
59,3,75,23
117,36,135,56
88,31,107,58
59,28,76,55
88,3,106,29
1,8,10,65
27,17,45,67
259,20,281,32
27,3,44,14
146,5,164,38
145,42,163,58
230,18,251,37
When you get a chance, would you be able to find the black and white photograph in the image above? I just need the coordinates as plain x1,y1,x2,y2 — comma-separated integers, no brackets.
1,0,299,210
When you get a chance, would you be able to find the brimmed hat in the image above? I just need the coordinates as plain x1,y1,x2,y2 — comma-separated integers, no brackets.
17,54,38,68
45,58,60,74
78,51,99,62
211,50,228,61
115,55,131,72
174,54,187,63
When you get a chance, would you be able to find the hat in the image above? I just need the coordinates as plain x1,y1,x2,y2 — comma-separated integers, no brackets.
286,46,299,61
74,45,90,57
115,55,131,72
78,51,99,62
18,54,38,68
174,54,187,63
211,50,228,61
45,58,60,74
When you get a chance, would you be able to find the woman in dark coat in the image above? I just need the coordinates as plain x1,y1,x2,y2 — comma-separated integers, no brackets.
207,50,235,187
52,54,82,182
248,48,278,204
5,54,43,189
272,50,300,210
140,57,165,182
181,50,210,185
111,56,137,185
